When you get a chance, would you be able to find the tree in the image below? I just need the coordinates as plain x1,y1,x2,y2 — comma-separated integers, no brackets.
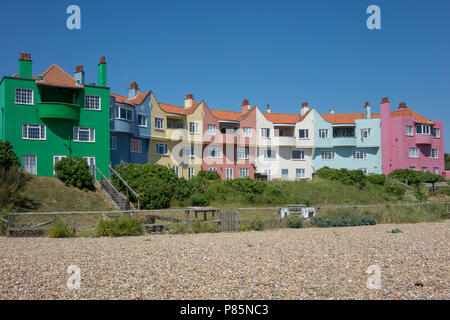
0,140,19,170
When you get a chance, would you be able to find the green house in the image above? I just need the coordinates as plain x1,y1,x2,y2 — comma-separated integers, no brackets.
0,52,110,178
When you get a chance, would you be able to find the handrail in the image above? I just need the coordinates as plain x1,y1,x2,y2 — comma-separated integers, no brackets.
94,165,128,209
109,165,141,210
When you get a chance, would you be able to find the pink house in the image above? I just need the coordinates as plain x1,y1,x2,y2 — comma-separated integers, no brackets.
202,100,257,179
381,97,445,175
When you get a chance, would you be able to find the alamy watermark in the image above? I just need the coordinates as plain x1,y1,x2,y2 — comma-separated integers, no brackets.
366,264,381,289
67,265,81,290
66,5,81,30
366,5,381,30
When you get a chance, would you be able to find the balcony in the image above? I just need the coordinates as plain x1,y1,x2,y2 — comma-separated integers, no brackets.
274,136,296,146
332,136,357,147
415,134,433,145
38,102,80,121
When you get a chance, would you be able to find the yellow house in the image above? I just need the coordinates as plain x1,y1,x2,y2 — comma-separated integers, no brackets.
149,93,204,179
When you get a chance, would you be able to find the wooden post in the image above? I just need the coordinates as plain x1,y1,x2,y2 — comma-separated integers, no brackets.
447,203,449,214
317,207,321,215
354,206,358,213
236,209,240,231
195,211,198,220
72,213,77,235
185,209,189,224
218,210,221,231
6,213,11,237
204,211,207,221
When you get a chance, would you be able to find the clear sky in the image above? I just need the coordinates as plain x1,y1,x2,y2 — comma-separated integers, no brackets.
1,0,449,151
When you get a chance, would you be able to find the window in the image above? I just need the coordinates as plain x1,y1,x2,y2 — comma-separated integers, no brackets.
130,139,142,153
265,169,272,181
242,127,253,137
155,117,164,130
85,95,101,110
183,145,195,158
156,143,168,155
321,150,335,160
74,127,95,142
281,169,289,180
432,128,440,138
110,136,116,150
361,128,371,138
15,88,33,105
409,166,416,170
405,125,413,136
208,147,221,158
22,155,37,175
299,129,309,139
416,124,430,135
296,168,305,179
22,124,46,140
207,124,216,136
83,157,96,175
261,128,270,138
188,167,195,179
292,150,305,160
421,167,428,172
116,106,134,121
430,149,438,159
353,149,367,160
172,166,179,177
318,129,329,139
209,167,217,173
263,149,275,159
433,167,439,175
237,148,249,160
239,168,249,178
359,168,368,175
53,155,66,175
409,147,419,158
226,168,234,180
189,122,199,134
138,114,148,127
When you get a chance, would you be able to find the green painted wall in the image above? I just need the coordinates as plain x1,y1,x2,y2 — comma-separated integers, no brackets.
0,77,110,179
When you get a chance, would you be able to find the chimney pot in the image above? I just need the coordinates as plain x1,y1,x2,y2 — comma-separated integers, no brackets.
302,102,308,108
381,97,389,104
266,104,271,114
398,102,407,109
185,93,194,108
99,56,106,64
241,99,250,113
186,93,194,100
365,101,370,107
330,107,335,114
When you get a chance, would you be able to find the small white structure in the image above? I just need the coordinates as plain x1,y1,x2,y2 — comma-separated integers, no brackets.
279,204,316,219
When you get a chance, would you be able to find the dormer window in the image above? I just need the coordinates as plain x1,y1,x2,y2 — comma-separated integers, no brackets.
416,124,430,135
116,105,133,121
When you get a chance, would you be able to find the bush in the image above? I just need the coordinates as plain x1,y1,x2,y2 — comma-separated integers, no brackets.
54,157,94,190
197,170,221,181
384,180,407,200
190,220,218,233
190,193,210,206
94,215,144,237
367,174,387,185
225,177,266,194
168,222,185,234
250,217,264,231
311,215,376,228
316,167,367,188
0,167,30,209
48,216,74,238
389,169,445,185
286,214,303,228
0,140,19,171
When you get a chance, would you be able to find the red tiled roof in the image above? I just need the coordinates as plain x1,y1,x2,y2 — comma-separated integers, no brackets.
37,64,82,89
264,112,300,124
322,113,381,124
111,91,151,105
159,102,201,115
210,109,241,121
390,108,433,125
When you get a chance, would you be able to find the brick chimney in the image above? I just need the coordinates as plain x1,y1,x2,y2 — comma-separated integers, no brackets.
241,99,250,113
97,56,107,86
185,94,194,108
266,104,271,114
398,102,407,109
74,65,85,84
329,107,335,114
364,101,371,119
128,81,139,99
18,52,32,79
300,102,309,116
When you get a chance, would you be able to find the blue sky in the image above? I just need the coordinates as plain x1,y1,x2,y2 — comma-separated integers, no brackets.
1,0,449,151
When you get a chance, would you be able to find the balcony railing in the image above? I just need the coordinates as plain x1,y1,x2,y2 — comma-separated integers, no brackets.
37,102,80,121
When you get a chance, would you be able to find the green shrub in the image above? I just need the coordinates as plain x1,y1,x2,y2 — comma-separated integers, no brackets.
311,215,376,228
197,170,221,181
225,177,266,194
389,169,444,185
94,215,144,237
390,228,403,234
48,216,74,238
250,217,264,231
384,180,407,200
316,167,367,188
0,168,30,209
367,174,387,185
54,157,94,190
238,221,253,232
286,214,303,228
168,222,185,234
191,220,218,233
0,140,19,171
190,193,210,206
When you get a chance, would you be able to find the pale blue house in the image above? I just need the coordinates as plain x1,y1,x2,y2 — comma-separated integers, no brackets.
312,103,382,174
110,82,151,167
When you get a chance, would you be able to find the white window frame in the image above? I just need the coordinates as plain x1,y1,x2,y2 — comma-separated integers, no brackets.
183,145,195,158
208,147,221,159
432,128,440,138
239,168,249,178
237,148,249,160
53,155,67,175
156,143,168,155
130,139,142,153
110,136,117,150
22,154,37,175
416,124,431,135
292,150,305,160
73,127,95,143
83,157,96,175
433,167,439,174
281,169,289,180
321,150,335,160
318,129,329,139
405,125,413,136
207,124,217,136
226,168,234,180
22,124,46,140
298,129,309,139
409,147,419,158
172,166,179,177
353,149,367,160
429,149,438,159
138,114,148,127
188,167,195,179
359,168,369,175
263,149,276,159
189,122,199,134
242,127,253,137
296,168,305,179
421,167,428,172
361,128,372,138
155,117,164,130
15,88,33,105
261,128,270,138
116,105,134,121
85,95,101,110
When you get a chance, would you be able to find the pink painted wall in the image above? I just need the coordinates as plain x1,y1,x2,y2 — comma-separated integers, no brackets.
381,99,445,175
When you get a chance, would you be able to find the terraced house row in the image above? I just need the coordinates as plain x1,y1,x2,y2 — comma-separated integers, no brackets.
0,53,445,180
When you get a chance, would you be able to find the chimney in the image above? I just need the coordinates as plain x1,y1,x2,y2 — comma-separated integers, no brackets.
329,107,335,114
18,52,32,79
363,101,371,119
74,65,85,84
185,94,194,108
128,81,139,99
266,104,271,114
97,56,107,87
300,102,309,116
241,99,250,113
398,102,407,109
